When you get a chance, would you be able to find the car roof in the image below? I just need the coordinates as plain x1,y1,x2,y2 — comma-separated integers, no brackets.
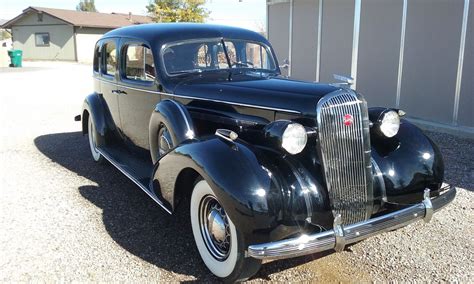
102,23,270,48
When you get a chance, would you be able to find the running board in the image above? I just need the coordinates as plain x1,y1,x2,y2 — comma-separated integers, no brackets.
96,148,172,214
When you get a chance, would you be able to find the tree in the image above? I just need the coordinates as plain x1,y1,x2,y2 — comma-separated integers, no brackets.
146,0,209,23
1,30,11,40
76,0,98,12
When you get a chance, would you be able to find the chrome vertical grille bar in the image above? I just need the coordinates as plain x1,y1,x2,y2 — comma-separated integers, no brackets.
316,90,372,225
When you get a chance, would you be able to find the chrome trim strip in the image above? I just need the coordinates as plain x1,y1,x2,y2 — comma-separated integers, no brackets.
453,0,470,124
288,0,294,77
96,78,161,95
316,0,323,82
96,148,172,214
95,78,301,114
351,0,362,90
160,92,302,114
247,186,456,260
396,0,407,108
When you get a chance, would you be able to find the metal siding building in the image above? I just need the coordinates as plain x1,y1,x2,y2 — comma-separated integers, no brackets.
267,0,474,130
2,7,152,63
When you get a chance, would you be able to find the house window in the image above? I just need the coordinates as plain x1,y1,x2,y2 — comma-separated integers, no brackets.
35,33,50,46
37,13,43,22
123,44,155,82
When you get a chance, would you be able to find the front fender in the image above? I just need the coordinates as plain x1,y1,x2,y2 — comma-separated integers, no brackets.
371,119,444,204
153,137,288,244
153,136,332,244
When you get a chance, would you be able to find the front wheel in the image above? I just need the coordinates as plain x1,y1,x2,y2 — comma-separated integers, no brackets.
190,179,261,282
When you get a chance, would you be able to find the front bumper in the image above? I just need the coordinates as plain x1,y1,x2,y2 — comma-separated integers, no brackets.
247,186,456,260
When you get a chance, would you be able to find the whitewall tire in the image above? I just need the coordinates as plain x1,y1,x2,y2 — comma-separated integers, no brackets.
190,179,261,282
88,115,104,163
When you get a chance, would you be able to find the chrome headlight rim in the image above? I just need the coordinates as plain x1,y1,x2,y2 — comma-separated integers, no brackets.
379,110,400,138
282,123,308,155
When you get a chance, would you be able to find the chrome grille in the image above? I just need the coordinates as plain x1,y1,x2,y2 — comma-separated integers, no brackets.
317,91,372,225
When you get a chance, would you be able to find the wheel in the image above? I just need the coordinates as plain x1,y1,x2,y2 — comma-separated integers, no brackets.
190,179,261,282
157,125,173,158
88,115,104,164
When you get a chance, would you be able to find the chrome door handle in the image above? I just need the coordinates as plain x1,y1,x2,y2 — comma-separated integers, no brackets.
112,89,127,95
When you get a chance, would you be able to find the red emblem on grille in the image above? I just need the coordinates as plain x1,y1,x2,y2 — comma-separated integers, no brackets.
343,114,354,126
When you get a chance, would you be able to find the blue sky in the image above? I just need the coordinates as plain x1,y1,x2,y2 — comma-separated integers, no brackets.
0,0,266,31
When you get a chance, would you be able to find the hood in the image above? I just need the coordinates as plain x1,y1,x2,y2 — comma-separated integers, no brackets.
173,74,340,115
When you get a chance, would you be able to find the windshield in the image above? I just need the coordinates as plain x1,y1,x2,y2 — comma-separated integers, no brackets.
162,38,277,76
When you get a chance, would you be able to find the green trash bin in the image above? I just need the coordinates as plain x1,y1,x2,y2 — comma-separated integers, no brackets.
8,50,23,67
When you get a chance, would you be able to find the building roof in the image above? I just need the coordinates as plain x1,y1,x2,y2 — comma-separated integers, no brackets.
1,6,153,29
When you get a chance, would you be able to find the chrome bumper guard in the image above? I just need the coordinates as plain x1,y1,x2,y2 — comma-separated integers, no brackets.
247,186,456,260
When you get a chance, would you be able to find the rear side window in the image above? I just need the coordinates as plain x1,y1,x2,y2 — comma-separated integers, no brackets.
93,44,100,72
123,44,155,82
103,41,117,76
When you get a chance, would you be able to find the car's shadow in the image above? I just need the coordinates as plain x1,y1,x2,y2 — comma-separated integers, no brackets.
34,131,332,282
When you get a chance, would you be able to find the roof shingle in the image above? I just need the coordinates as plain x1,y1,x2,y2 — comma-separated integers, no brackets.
2,6,153,29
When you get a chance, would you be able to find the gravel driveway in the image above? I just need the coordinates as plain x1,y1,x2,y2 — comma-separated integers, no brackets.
0,62,472,282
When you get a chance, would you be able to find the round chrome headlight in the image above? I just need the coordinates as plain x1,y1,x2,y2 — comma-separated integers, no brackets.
380,110,400,137
282,123,307,154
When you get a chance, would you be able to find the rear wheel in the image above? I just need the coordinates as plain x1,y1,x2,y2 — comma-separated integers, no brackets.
190,179,261,282
88,115,104,164
157,125,173,158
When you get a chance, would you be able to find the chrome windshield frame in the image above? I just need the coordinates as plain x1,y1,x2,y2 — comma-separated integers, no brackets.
159,37,278,77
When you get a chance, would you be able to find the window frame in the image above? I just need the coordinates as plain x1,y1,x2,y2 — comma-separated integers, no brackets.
160,37,278,77
35,32,50,47
120,41,156,87
93,42,100,73
101,39,117,79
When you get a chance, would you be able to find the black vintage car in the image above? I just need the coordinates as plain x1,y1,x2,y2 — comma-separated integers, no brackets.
78,23,455,282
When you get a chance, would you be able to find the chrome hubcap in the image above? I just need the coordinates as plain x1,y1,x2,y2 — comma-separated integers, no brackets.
199,195,231,260
88,118,99,156
158,127,172,157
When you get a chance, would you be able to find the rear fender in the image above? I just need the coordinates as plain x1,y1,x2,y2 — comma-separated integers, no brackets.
82,93,115,138
149,99,196,164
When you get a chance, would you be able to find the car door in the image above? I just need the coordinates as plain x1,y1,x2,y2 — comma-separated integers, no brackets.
117,39,161,151
99,39,122,133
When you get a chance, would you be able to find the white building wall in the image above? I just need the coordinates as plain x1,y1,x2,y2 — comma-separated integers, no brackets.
75,27,110,63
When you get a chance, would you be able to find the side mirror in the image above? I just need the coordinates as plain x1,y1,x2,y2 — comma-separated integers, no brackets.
279,59,290,70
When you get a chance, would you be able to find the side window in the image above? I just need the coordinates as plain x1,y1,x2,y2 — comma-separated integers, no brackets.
123,44,155,82
224,41,236,65
245,43,272,69
93,43,100,72
197,44,211,68
215,42,229,68
103,41,117,76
